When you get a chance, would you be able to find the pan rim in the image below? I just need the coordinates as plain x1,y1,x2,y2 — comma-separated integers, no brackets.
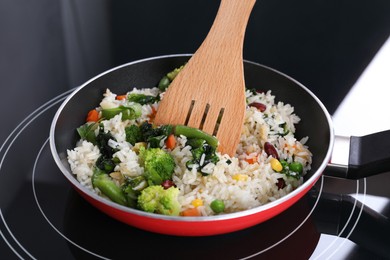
49,53,335,223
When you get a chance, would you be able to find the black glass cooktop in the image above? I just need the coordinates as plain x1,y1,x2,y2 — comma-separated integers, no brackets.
1,90,389,260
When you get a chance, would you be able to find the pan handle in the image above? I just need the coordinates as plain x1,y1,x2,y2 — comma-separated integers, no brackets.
308,190,390,259
326,130,390,179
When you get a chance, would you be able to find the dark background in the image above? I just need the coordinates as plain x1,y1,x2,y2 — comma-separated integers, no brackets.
1,0,390,143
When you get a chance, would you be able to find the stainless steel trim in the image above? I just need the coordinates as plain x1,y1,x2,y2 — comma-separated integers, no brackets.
326,135,350,178
330,135,350,166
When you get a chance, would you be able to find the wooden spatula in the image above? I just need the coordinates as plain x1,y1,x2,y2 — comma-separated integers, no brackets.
154,0,256,156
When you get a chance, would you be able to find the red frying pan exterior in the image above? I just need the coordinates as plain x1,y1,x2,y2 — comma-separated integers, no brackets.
74,175,321,236
50,54,334,236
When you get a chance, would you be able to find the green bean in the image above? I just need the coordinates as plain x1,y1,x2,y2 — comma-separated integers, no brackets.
186,138,206,148
92,167,127,206
174,125,218,148
166,65,184,81
101,104,142,120
158,76,170,91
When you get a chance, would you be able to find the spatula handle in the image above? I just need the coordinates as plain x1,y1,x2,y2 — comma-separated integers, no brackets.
199,0,256,59
154,0,256,156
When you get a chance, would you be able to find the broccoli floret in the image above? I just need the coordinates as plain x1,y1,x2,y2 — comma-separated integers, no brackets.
137,185,159,212
139,147,175,185
158,187,181,216
125,125,142,145
137,185,180,216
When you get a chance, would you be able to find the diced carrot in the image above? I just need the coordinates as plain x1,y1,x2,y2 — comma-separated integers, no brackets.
116,95,127,100
181,207,201,217
148,106,157,123
245,155,258,164
86,109,99,122
165,134,176,149
284,144,297,149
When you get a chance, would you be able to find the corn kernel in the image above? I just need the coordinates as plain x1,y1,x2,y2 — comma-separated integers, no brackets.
270,158,283,172
233,174,248,181
191,199,203,207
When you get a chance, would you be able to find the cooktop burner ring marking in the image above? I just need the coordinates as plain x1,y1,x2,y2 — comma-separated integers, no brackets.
0,209,30,260
239,176,326,259
317,180,361,258
32,138,110,260
312,178,367,259
326,179,367,259
0,91,74,260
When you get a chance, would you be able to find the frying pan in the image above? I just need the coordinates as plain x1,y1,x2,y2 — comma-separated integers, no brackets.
50,54,390,236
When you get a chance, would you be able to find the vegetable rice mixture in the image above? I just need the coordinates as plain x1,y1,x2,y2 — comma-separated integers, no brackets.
67,65,312,217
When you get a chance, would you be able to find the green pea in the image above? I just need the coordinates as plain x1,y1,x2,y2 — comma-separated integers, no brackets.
289,161,303,173
210,199,225,213
280,160,288,171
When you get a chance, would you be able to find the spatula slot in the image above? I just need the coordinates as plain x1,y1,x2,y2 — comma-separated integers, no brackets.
213,107,225,136
184,100,196,125
199,103,210,130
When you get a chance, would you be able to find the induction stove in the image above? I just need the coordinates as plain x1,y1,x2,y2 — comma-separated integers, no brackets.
1,38,390,259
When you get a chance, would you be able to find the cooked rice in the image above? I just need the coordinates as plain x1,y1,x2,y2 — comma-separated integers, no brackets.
67,87,312,216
